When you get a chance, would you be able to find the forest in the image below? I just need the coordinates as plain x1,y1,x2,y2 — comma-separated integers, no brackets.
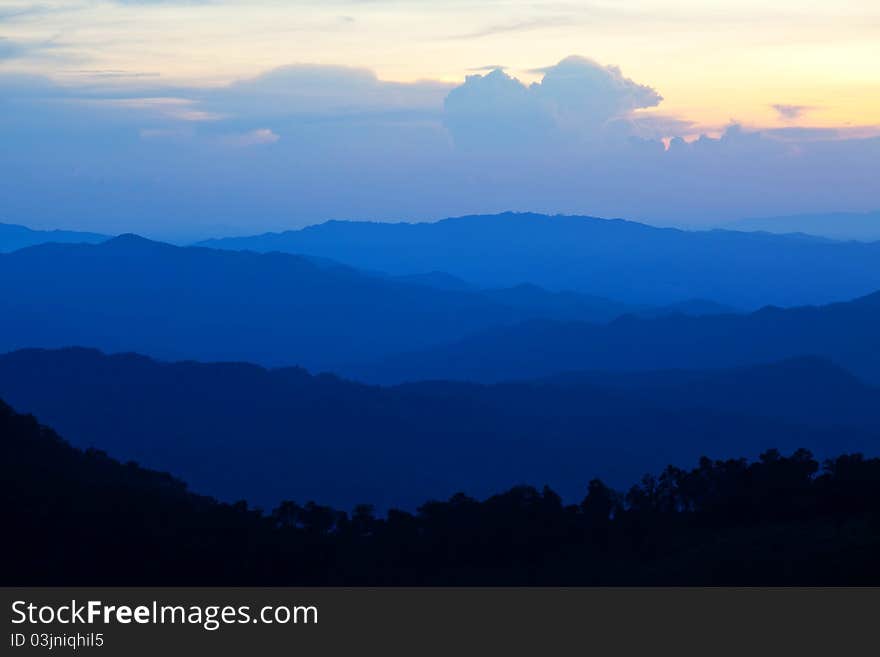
4,398,879,585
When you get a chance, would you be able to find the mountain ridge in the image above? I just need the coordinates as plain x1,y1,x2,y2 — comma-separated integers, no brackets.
728,211,880,242
2,346,878,509
0,221,109,253
350,289,880,385
0,234,740,370
196,211,880,308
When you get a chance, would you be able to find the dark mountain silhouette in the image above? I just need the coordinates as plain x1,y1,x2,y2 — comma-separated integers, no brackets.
355,290,880,384
2,347,878,510
0,396,294,584
729,211,880,242
0,234,737,370
5,397,880,585
197,212,880,307
0,221,108,252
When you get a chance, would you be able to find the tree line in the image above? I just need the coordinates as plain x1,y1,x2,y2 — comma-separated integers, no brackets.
3,398,880,585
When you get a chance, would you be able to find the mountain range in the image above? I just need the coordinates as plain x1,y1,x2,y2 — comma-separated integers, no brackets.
198,212,880,308
5,212,880,508
354,290,880,384
2,347,878,509
0,221,108,252
0,234,735,371
728,211,880,242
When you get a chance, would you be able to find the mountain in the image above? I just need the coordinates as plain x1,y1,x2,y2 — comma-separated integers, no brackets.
197,212,880,308
0,234,737,370
729,211,880,242
2,347,878,510
396,279,737,322
0,222,108,252
354,290,880,384
0,235,539,371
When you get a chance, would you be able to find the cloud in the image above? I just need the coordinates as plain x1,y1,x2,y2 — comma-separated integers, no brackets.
1,62,878,239
0,32,82,65
110,0,213,4
466,64,507,72
84,97,224,122
444,56,663,148
203,64,451,121
616,113,697,140
443,68,553,148
0,5,65,22
771,104,813,121
0,37,36,60
447,17,570,40
62,69,162,79
219,128,280,147
533,56,662,129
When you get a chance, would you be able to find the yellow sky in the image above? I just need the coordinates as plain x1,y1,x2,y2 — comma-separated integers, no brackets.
2,0,878,132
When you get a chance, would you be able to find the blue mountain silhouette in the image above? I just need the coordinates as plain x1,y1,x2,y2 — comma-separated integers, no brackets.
0,234,733,370
0,221,108,252
729,211,880,242
198,212,880,307
353,290,880,384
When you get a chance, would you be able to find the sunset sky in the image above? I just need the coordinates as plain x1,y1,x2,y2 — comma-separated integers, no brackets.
1,0,878,237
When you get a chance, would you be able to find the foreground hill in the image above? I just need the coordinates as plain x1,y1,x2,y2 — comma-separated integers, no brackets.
355,290,880,385
2,348,878,509
4,397,880,585
0,221,108,252
198,212,880,308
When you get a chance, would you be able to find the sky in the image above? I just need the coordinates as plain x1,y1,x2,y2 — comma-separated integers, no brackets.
1,0,878,239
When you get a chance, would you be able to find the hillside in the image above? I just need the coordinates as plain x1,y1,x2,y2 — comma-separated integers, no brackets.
0,397,276,584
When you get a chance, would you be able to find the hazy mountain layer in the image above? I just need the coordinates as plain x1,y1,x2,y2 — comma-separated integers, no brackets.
198,212,880,307
2,347,877,509
0,234,733,371
0,222,108,252
353,290,880,385
729,211,880,242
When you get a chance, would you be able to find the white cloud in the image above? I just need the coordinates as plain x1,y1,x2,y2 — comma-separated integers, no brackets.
534,56,662,121
205,65,451,120
443,56,663,148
